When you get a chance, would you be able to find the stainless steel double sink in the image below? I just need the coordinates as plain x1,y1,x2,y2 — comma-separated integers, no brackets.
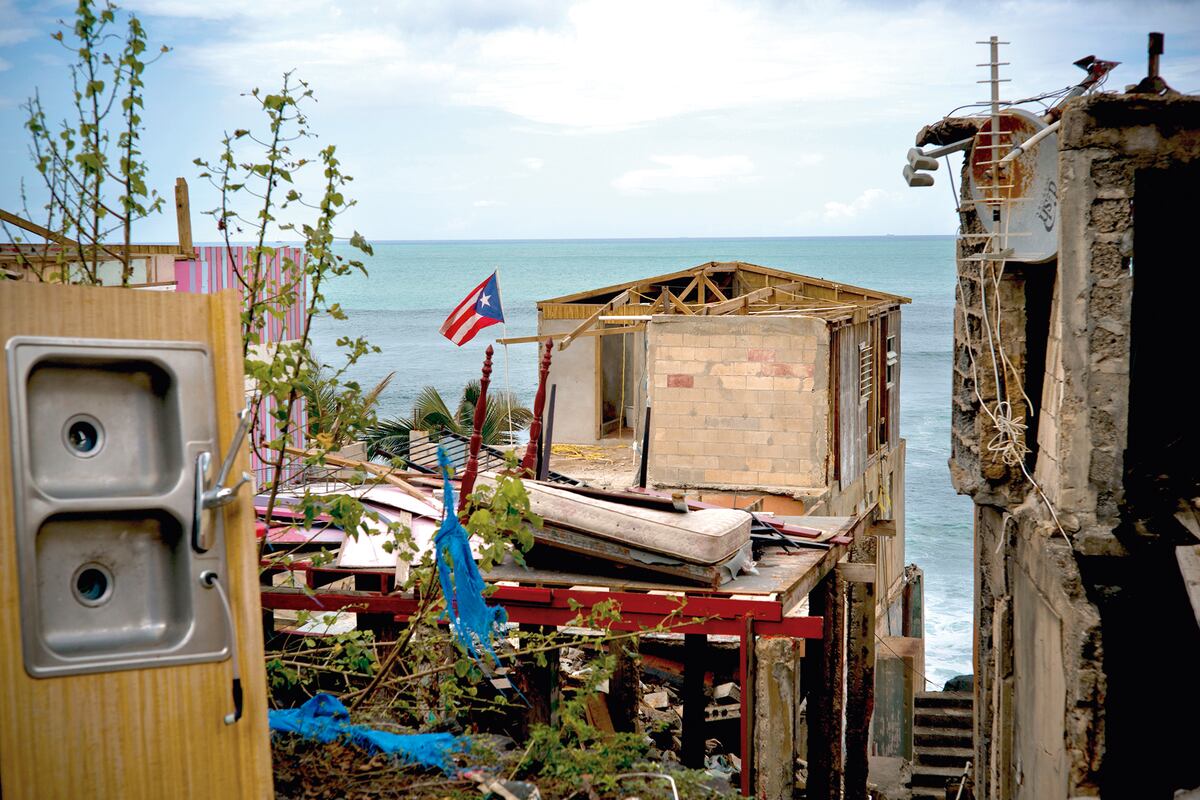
7,337,232,677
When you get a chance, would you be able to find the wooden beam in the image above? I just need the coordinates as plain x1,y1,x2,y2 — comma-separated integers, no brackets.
702,274,728,302
702,281,804,316
496,324,642,345
175,178,193,254
558,288,631,350
676,273,702,304
666,289,695,315
0,208,77,247
838,562,876,584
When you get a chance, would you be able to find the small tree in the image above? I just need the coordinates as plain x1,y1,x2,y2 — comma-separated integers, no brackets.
4,0,168,285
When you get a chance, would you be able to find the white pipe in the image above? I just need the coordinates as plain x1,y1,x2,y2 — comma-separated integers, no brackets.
999,119,1061,164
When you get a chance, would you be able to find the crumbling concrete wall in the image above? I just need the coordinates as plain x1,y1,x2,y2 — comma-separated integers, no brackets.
645,314,829,493
957,93,1200,799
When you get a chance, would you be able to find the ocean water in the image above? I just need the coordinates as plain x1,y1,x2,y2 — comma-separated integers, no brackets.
312,236,973,686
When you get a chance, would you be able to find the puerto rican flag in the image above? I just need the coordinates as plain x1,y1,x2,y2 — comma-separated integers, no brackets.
440,271,505,346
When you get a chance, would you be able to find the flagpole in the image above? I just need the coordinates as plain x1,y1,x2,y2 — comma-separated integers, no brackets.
494,266,516,451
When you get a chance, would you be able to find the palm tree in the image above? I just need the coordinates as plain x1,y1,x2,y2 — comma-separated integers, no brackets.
364,380,533,460
297,367,395,449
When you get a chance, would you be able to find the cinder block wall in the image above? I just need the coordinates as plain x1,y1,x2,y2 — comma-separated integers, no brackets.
646,314,829,493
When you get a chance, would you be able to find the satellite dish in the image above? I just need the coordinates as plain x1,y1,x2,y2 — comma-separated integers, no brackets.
968,107,1059,263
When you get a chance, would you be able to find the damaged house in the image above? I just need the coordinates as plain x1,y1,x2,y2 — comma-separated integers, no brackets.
910,37,1200,800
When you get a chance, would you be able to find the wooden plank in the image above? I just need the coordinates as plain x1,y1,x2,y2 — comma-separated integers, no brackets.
175,177,193,254
1177,545,1200,630
496,324,642,345
666,289,695,315
702,274,728,302
838,562,877,584
0,282,271,799
559,288,631,351
0,208,78,247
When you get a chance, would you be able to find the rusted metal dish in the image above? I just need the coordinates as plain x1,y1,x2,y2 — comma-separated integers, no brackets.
969,107,1059,263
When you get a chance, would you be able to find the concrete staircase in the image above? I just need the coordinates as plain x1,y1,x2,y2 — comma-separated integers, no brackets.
911,691,973,799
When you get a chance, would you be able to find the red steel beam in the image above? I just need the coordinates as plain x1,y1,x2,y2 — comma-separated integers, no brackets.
260,588,822,638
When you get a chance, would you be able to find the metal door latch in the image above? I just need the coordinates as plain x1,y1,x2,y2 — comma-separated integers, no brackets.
193,406,252,553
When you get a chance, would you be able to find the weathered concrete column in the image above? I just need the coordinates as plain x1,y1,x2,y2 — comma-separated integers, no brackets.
754,636,804,800
805,568,846,800
844,535,878,799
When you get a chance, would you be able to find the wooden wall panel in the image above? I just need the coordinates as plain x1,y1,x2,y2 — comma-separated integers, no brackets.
0,282,272,799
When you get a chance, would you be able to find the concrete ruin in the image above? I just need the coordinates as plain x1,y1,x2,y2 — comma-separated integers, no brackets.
944,92,1200,798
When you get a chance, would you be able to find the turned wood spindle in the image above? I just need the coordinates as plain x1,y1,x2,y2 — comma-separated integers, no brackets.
520,338,554,476
458,344,492,512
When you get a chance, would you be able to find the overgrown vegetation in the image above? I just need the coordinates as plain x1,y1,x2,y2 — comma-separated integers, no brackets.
3,0,168,284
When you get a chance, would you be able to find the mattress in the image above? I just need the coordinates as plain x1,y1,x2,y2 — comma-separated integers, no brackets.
522,481,751,566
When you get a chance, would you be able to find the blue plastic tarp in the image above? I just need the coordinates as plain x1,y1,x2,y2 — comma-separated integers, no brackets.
269,693,469,774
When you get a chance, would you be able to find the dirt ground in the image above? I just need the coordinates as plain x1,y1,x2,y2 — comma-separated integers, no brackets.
547,442,640,489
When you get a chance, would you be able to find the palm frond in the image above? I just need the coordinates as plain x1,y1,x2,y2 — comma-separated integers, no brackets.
412,385,459,434
363,416,415,459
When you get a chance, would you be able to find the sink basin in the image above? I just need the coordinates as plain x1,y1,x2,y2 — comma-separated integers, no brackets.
6,337,232,677
36,511,191,658
25,356,182,498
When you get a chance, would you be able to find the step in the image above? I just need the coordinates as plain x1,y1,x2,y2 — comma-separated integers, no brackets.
914,726,973,749
911,788,950,800
915,745,974,768
912,763,970,788
915,691,973,709
915,706,973,729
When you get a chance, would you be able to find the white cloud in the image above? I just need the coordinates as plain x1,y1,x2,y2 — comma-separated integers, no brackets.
613,154,754,194
472,199,502,207
128,0,1200,132
521,156,544,171
824,188,889,221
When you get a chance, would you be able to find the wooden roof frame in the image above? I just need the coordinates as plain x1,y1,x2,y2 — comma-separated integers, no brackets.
531,261,911,349
537,261,910,310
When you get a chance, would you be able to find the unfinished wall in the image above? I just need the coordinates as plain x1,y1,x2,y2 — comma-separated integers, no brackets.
958,94,1200,800
645,314,829,493
539,317,599,445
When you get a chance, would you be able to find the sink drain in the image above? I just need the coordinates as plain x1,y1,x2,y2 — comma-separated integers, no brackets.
72,563,113,606
62,414,104,458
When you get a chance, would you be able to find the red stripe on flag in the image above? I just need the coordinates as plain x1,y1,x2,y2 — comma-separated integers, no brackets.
451,314,501,346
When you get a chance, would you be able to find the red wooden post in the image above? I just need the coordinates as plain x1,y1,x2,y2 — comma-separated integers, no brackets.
458,344,492,512
520,338,554,476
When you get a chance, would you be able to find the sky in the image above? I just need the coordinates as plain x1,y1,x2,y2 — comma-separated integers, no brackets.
1,0,1198,242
